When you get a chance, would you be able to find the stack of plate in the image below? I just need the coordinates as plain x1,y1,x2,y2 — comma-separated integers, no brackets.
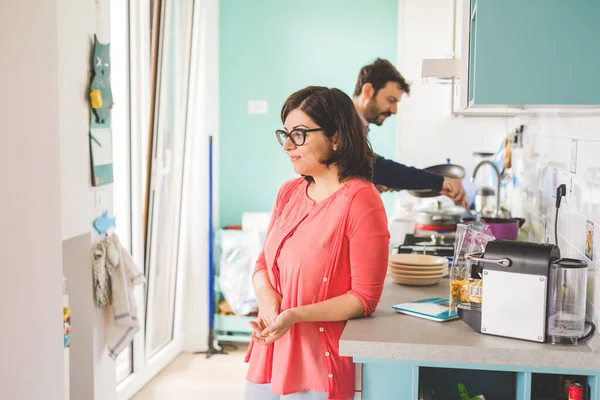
388,253,448,286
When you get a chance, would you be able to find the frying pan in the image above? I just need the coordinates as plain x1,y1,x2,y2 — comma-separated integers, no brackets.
408,163,466,198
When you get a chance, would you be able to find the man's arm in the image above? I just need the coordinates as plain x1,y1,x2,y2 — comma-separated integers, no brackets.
373,155,444,190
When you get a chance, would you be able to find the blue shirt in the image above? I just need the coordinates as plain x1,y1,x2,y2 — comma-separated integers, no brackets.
359,112,444,190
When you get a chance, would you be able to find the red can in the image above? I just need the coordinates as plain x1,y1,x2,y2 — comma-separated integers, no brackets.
569,382,584,400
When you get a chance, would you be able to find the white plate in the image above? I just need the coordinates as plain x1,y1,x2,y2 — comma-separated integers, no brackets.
388,262,447,271
388,268,446,277
389,275,443,286
389,253,447,266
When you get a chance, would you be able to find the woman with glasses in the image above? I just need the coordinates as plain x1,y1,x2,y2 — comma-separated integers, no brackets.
244,86,390,400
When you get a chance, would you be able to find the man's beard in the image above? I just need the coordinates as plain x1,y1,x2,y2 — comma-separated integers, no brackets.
365,102,391,126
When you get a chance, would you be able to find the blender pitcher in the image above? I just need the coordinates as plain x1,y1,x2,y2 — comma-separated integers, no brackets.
546,258,588,345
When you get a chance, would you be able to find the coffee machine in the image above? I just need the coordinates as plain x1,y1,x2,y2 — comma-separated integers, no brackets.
458,240,594,344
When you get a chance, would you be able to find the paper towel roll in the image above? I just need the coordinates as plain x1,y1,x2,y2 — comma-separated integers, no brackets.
242,212,271,232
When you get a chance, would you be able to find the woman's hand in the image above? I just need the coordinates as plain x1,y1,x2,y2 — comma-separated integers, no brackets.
256,287,282,327
258,309,298,344
249,318,268,344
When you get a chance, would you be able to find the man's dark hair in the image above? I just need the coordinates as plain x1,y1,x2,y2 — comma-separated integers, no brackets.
353,58,411,97
281,86,375,183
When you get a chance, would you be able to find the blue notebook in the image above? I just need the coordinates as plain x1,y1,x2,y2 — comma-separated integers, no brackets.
392,297,458,322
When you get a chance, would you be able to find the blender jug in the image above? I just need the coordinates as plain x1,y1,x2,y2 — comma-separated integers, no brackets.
546,258,588,345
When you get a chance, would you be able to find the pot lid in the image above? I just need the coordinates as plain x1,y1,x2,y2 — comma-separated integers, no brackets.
417,200,465,216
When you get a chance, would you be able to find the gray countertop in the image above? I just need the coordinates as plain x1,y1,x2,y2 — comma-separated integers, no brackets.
339,277,600,370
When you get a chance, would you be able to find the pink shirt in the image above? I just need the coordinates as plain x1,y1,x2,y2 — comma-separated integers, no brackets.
245,177,390,400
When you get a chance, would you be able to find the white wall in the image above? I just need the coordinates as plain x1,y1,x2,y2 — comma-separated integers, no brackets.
0,1,65,399
57,0,116,398
182,0,219,353
59,0,113,241
515,112,600,335
395,0,510,207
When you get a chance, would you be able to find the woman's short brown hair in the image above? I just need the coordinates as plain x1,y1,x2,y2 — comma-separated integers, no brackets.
281,86,375,183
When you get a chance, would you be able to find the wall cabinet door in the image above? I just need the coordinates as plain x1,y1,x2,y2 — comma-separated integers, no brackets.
455,0,600,113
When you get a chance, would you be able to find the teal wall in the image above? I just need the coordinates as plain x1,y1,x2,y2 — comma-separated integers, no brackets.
219,0,398,227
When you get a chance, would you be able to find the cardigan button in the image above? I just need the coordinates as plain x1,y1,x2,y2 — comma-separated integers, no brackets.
328,374,333,379
325,352,330,357
323,277,328,282
319,327,324,332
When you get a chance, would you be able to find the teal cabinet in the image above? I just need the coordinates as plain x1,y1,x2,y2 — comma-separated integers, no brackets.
456,0,600,111
356,358,599,400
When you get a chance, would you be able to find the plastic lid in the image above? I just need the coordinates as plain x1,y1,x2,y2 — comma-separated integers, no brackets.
552,258,588,269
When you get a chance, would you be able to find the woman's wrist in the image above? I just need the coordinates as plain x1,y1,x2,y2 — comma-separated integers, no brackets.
285,307,304,324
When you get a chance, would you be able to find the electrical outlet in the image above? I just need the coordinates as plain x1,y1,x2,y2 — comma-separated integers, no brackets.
570,139,578,174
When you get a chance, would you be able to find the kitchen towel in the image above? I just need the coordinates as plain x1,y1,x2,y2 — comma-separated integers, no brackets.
104,233,145,360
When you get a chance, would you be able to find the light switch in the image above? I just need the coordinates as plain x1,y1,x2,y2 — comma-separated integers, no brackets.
248,100,268,115
95,190,105,209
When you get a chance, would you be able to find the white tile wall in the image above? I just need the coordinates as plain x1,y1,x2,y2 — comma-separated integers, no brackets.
395,0,509,208
517,112,600,327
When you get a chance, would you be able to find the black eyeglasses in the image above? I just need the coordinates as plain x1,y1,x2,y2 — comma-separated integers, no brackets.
275,128,326,146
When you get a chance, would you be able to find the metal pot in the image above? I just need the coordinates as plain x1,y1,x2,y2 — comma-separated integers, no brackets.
409,163,466,198
415,200,464,226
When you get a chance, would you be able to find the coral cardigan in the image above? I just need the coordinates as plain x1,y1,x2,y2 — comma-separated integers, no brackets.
245,177,390,400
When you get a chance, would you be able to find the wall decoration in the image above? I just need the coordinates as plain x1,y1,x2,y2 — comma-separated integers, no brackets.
89,34,113,126
88,34,114,187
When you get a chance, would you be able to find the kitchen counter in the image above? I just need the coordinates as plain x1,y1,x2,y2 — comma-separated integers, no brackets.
340,278,600,399
340,277,600,370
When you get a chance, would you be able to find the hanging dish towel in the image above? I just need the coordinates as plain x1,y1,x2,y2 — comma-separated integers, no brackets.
92,240,111,308
104,233,145,360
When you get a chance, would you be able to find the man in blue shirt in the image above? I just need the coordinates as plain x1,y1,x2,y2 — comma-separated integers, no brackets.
353,58,467,207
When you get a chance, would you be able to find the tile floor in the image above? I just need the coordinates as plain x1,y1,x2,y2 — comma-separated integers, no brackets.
132,343,249,400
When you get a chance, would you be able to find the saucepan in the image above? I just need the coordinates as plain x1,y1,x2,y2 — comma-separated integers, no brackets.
461,217,526,241
408,163,466,198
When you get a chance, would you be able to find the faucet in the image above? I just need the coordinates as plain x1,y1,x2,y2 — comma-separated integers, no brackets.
471,160,502,217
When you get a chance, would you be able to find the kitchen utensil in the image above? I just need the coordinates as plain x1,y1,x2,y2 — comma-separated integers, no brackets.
461,217,522,241
464,207,475,219
408,163,466,198
547,258,592,345
474,187,496,216
460,240,561,342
